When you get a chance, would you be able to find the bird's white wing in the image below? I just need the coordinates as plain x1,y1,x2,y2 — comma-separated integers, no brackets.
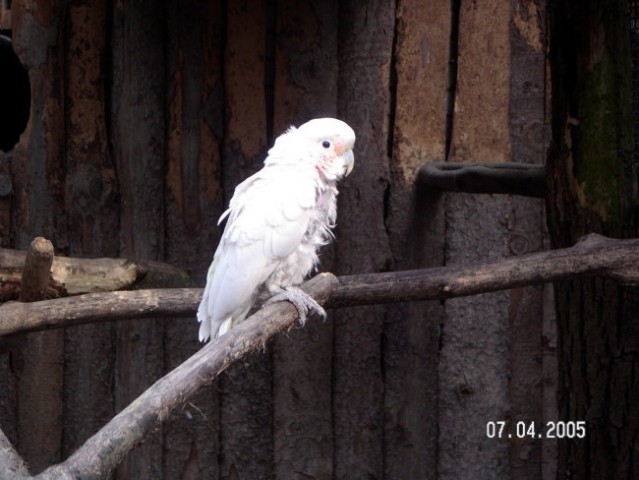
197,167,316,340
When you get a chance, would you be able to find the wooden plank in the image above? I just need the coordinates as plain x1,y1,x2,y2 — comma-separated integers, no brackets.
219,2,273,479
334,2,395,478
9,2,67,473
384,1,450,478
270,2,338,479
110,1,166,477
61,1,120,462
507,2,549,479
448,1,512,164
163,1,225,478
439,0,514,478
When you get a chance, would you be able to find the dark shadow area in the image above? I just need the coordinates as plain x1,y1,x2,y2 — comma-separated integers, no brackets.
0,34,30,152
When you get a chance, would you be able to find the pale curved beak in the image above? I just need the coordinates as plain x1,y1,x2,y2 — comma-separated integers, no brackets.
342,149,354,176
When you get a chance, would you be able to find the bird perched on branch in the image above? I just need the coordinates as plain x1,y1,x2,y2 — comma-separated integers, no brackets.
197,118,355,341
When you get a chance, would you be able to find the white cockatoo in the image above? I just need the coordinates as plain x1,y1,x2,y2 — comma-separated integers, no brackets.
197,118,355,341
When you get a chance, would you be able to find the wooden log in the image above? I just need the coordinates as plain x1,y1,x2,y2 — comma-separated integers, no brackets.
19,237,54,302
548,1,637,477
442,1,516,478
15,238,61,474
163,0,225,477
219,2,273,479
271,2,339,478
9,2,67,472
0,248,145,296
506,2,550,477
335,2,396,478
110,1,166,477
386,0,450,476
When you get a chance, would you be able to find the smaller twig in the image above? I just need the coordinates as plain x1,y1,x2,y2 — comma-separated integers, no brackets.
418,162,546,198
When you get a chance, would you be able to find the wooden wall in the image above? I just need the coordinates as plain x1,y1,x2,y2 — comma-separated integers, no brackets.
0,1,552,478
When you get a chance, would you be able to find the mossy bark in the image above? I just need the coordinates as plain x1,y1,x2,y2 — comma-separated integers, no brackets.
548,0,639,478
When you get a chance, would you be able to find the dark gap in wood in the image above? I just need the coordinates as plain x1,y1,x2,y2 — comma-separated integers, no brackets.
445,0,461,160
264,0,277,143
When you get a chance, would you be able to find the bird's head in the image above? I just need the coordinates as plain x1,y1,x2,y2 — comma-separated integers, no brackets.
267,118,355,182
297,118,355,182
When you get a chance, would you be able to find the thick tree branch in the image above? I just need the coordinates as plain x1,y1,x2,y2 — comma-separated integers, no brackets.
32,273,338,480
0,234,637,338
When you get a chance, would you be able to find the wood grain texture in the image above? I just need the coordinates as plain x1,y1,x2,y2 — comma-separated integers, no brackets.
0,3,563,478
334,2,395,478
9,2,67,473
163,1,224,479
548,1,637,477
62,2,120,462
110,1,166,477
271,2,338,479
220,3,273,479
385,2,450,476
438,1,522,478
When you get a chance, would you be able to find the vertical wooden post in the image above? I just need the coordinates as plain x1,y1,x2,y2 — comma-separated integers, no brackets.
335,2,395,478
110,0,166,477
271,2,338,479
163,1,224,478
385,1,450,478
548,0,638,478
61,0,119,461
219,2,273,479
10,2,66,473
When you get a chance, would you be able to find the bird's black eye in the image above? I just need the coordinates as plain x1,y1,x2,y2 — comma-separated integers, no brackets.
322,140,331,149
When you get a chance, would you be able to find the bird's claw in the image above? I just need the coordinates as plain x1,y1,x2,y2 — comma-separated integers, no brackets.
265,286,326,326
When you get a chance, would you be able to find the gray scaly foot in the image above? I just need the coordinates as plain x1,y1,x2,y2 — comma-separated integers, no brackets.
265,286,326,326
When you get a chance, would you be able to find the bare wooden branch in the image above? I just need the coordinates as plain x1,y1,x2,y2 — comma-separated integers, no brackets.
0,289,201,337
19,237,55,302
330,233,639,307
418,162,546,198
33,273,338,480
0,234,637,339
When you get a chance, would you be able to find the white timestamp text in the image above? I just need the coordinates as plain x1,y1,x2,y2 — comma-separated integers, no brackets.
486,420,586,439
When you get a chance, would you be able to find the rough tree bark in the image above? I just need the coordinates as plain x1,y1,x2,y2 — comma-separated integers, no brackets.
219,3,273,479
62,1,121,462
548,0,638,478
271,2,339,479
335,2,395,479
163,1,224,478
110,1,166,478
9,2,67,473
